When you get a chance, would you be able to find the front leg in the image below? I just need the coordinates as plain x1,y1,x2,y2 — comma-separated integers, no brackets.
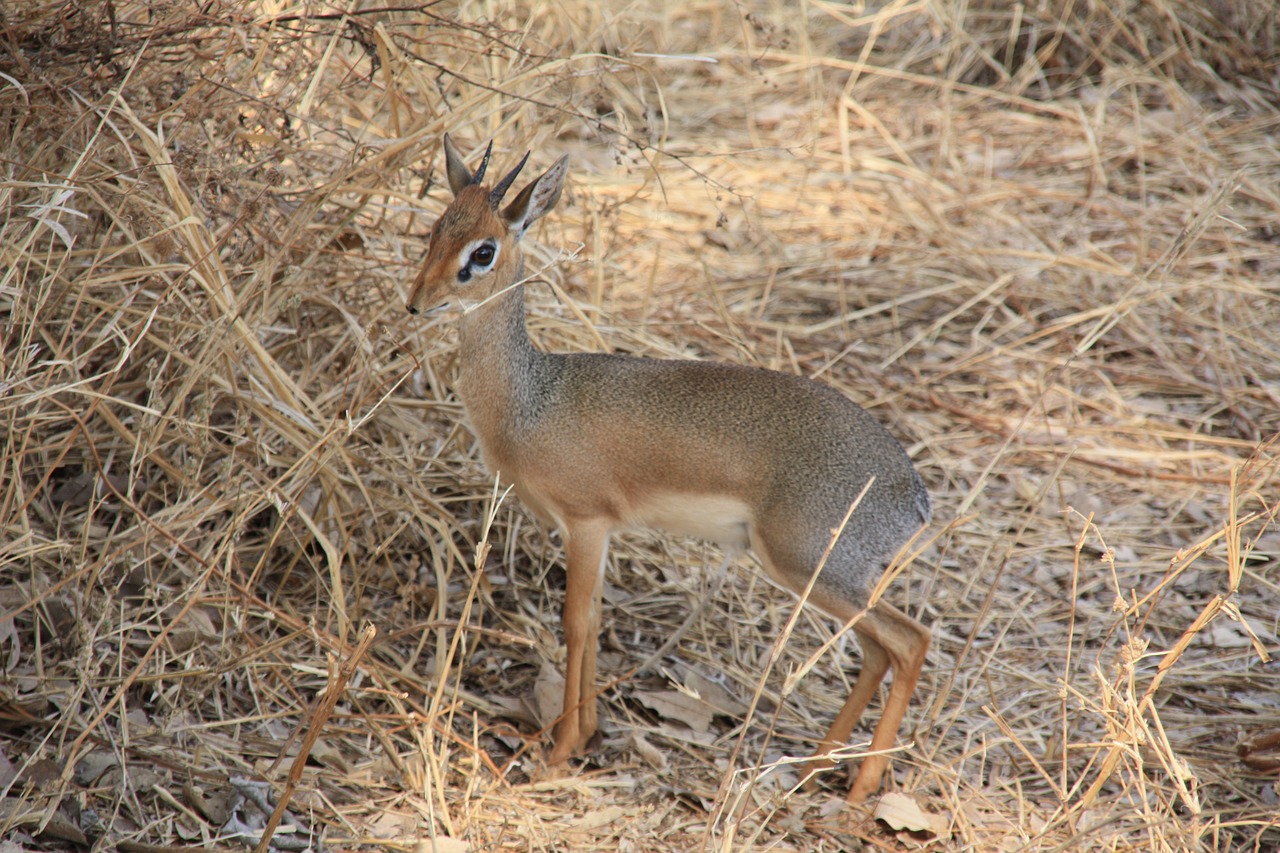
547,520,609,764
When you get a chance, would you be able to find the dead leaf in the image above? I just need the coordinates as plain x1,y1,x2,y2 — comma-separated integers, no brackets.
486,693,540,729
753,100,804,129
309,737,350,772
175,818,205,842
367,810,414,839
0,616,19,673
49,471,131,506
169,606,220,654
533,661,565,727
571,805,629,831
1206,616,1256,649
630,732,668,771
678,668,747,717
0,745,17,790
654,723,716,746
421,839,469,853
635,689,714,732
873,792,947,836
184,779,229,825
72,753,119,783
1239,728,1280,771
126,706,158,736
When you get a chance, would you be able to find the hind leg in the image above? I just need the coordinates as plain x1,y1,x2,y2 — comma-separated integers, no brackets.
801,619,890,788
752,524,929,802
806,602,929,803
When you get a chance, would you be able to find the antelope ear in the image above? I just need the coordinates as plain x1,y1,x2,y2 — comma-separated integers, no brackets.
501,155,569,237
443,134,488,196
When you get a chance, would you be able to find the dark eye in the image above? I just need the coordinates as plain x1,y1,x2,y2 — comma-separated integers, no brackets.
470,244,495,266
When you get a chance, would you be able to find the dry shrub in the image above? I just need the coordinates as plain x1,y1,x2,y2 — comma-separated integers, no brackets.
1,1,1277,851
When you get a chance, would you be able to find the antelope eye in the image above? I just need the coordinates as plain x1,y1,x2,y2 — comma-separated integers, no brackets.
457,240,497,284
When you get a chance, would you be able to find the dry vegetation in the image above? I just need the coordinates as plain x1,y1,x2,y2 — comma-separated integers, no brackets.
2,0,1279,850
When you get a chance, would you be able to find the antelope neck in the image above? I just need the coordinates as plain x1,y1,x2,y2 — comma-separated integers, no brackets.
455,279,550,427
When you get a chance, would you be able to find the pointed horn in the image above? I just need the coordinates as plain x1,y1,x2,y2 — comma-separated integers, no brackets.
471,140,494,185
490,151,531,207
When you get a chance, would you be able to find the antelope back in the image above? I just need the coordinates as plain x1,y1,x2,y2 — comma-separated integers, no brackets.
407,134,569,313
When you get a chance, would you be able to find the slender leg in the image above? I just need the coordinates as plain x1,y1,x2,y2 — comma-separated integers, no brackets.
578,535,605,744
802,624,890,788
547,520,609,764
845,603,930,804
801,601,929,802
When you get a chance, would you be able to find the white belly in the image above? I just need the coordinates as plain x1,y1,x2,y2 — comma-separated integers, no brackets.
627,493,753,550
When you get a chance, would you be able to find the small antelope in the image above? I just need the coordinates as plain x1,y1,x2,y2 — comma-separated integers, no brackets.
406,135,931,803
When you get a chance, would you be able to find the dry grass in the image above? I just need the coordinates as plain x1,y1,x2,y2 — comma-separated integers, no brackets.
2,1,1278,850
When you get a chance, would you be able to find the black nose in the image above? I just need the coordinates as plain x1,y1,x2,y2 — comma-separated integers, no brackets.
407,305,418,315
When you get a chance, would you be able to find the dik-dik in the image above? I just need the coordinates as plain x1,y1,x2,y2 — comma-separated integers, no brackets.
406,136,931,803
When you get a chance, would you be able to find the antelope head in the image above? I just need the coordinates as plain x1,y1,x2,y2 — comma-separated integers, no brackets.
406,134,568,314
